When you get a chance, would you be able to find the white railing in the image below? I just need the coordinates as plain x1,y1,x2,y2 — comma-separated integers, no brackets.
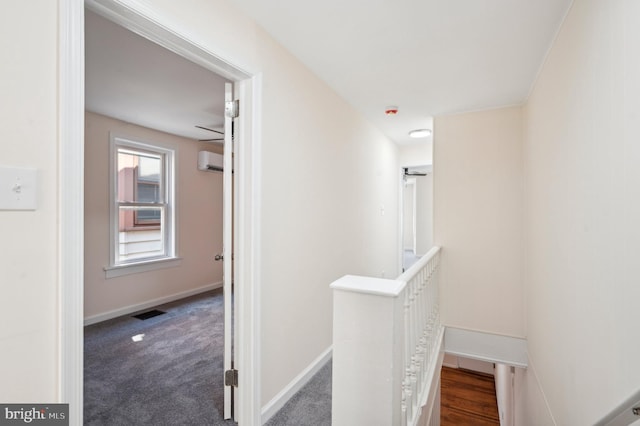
398,246,443,426
331,246,443,426
595,388,640,426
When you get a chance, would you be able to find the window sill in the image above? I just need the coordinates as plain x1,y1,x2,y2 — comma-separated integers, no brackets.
104,257,182,279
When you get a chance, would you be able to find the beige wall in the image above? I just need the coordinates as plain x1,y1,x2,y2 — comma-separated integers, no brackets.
84,112,223,320
0,0,58,402
521,0,640,423
258,35,399,403
434,106,524,337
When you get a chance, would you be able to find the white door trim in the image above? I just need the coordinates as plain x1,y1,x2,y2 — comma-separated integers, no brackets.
58,2,85,423
61,1,262,424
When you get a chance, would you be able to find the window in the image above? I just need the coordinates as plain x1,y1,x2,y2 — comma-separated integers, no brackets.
106,135,177,276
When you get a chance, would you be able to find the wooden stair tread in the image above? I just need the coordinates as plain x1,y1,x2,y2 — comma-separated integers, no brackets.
441,366,500,426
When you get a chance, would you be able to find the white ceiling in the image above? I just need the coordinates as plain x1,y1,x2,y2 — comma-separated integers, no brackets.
86,1,573,145
85,10,229,142
229,0,573,144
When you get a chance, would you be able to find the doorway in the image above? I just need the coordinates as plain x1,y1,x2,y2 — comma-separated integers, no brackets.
400,165,433,272
84,7,233,421
60,1,260,423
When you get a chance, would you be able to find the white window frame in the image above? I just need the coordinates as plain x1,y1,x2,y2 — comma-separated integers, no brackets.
104,133,179,278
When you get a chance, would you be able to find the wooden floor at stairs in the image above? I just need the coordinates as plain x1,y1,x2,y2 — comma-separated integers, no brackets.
440,366,500,426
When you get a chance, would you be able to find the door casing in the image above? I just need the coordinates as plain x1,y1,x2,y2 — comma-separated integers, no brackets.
60,1,262,424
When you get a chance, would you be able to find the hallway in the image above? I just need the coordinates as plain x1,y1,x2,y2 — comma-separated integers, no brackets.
264,362,501,425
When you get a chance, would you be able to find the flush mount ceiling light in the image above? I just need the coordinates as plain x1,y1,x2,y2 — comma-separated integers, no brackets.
408,129,432,138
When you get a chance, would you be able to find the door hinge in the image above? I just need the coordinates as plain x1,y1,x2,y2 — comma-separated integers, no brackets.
225,100,239,118
225,369,238,387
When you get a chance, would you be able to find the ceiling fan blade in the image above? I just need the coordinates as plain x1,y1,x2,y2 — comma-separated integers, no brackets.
199,138,224,142
195,125,224,135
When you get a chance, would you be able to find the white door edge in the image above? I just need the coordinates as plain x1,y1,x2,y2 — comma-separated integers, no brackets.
223,82,234,419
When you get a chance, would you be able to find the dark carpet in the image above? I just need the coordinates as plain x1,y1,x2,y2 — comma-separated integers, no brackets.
84,289,235,425
264,361,332,426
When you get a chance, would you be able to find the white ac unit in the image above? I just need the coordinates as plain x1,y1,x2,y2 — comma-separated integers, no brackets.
198,151,223,172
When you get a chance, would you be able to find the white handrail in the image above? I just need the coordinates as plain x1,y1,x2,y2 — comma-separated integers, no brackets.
397,246,441,283
595,388,640,426
398,246,442,426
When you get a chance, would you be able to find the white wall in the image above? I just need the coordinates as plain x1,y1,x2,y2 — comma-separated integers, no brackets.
0,0,58,402
399,142,433,257
522,0,640,423
399,141,433,167
434,106,524,338
84,112,223,320
415,174,433,255
0,0,399,411
403,181,415,250
495,363,514,426
258,42,399,403
513,361,555,426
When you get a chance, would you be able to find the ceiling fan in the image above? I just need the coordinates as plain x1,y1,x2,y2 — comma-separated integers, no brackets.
196,125,224,142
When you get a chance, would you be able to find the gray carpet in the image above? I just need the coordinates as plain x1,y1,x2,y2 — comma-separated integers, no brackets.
85,288,333,425
84,289,235,425
264,361,332,426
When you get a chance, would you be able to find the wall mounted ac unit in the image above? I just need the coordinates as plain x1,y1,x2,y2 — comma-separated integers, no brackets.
198,151,223,172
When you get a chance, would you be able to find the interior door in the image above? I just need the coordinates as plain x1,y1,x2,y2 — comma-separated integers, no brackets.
223,82,235,419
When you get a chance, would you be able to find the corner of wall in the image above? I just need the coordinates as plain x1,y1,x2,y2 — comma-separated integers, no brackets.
514,355,556,426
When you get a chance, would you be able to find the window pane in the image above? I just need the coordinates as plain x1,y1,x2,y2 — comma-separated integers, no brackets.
117,149,162,203
117,205,165,262
111,137,174,268
136,206,161,224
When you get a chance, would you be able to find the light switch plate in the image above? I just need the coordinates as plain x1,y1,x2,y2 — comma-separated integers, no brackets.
0,166,37,210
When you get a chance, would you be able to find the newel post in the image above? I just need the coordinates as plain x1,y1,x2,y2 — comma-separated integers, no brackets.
331,275,406,426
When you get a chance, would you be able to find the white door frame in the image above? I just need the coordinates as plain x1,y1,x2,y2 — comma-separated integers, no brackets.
398,172,417,272
397,168,405,273
59,1,262,424
404,178,417,254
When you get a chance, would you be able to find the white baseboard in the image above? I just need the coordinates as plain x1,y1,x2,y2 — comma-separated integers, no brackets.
523,354,557,426
443,354,495,375
84,282,223,325
442,353,459,368
261,346,333,424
